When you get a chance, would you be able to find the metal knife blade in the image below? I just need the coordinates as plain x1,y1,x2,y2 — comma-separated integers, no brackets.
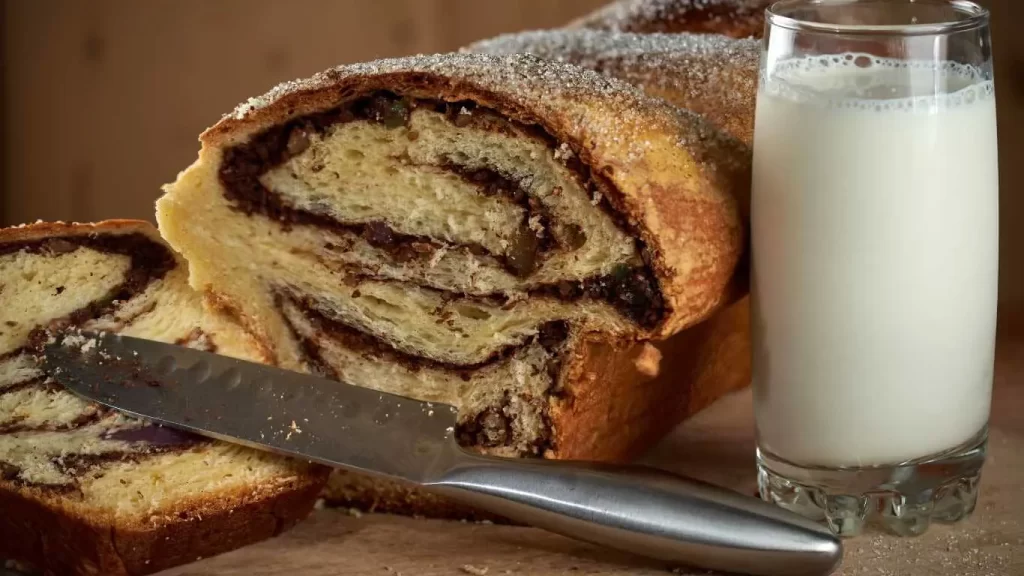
42,331,460,482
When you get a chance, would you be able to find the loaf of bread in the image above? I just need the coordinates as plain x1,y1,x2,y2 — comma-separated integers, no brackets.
464,30,757,147
569,0,772,39
156,53,749,509
0,221,327,576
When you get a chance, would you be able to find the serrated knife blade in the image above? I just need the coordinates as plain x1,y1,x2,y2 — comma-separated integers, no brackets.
42,331,843,576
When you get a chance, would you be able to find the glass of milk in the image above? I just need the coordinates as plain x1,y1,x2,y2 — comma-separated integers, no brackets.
752,0,998,537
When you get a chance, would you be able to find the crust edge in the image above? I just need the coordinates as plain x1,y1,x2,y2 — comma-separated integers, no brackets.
0,470,327,576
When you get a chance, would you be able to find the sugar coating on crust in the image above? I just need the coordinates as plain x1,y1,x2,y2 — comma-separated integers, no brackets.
227,52,641,121
464,31,757,138
572,0,771,35
221,52,738,168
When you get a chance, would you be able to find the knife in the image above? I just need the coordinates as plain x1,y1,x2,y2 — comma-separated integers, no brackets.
42,331,841,576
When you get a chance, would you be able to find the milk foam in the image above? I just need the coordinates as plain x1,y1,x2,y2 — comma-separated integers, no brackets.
762,53,993,112
752,55,999,467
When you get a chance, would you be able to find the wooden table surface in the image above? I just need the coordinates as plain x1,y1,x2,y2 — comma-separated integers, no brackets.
162,343,1024,576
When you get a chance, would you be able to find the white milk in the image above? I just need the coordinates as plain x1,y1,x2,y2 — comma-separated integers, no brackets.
752,54,999,468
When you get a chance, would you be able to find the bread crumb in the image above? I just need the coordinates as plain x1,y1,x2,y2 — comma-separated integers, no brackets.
527,214,544,234
553,142,574,162
461,565,489,576
633,342,662,377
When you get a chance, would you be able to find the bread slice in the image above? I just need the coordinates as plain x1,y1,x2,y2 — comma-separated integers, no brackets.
0,221,327,576
155,53,749,509
464,30,758,147
568,0,772,39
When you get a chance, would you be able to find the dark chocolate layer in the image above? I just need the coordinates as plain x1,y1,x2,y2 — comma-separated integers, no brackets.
0,439,205,493
274,290,564,454
440,163,555,277
0,405,104,435
276,289,568,374
0,376,47,397
218,91,664,328
0,232,198,491
1,233,176,336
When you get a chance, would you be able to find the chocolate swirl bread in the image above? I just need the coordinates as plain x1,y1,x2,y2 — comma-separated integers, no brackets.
465,30,758,146
569,0,772,39
156,53,748,509
0,221,327,576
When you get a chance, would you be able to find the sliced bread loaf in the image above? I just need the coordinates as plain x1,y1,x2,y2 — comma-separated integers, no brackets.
0,220,327,576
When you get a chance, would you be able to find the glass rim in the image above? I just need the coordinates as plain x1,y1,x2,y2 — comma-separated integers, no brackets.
767,0,989,36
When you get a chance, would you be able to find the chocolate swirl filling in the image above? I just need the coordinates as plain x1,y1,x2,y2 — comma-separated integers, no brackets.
218,91,665,328
274,290,566,454
0,234,202,490
1,233,176,335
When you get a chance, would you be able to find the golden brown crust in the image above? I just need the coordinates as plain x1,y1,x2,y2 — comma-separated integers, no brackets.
552,296,749,460
666,295,750,416
463,30,758,148
569,0,772,39
324,472,508,523
0,219,162,246
0,472,326,576
203,289,280,365
198,53,748,338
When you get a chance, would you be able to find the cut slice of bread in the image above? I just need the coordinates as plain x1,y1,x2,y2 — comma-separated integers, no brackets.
0,220,328,576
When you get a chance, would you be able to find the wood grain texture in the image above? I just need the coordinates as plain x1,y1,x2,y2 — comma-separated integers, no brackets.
158,342,1024,576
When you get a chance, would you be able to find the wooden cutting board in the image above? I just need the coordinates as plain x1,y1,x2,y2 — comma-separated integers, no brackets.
161,343,1024,576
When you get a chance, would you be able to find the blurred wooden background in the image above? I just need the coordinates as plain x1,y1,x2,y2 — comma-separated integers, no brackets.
1,0,1021,337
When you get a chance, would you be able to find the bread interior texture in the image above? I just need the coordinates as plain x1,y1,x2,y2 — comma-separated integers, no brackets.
159,95,663,455
0,236,310,521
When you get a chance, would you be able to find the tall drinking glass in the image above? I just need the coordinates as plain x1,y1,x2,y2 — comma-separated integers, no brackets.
752,0,998,537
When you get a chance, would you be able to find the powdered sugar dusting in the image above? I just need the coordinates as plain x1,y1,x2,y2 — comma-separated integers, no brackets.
228,52,643,120
465,30,757,145
465,30,757,105
220,52,740,166
570,0,771,37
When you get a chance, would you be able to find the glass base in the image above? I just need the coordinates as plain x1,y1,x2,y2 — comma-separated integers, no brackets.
757,428,987,537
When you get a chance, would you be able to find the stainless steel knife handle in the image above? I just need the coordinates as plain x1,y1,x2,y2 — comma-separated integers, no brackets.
425,449,841,576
